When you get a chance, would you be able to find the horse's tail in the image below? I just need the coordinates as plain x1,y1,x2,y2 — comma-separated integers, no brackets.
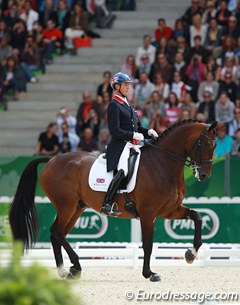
9,157,50,250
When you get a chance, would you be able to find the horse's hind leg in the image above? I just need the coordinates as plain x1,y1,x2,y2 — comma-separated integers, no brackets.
50,217,68,278
167,205,202,264
140,214,161,282
51,208,82,279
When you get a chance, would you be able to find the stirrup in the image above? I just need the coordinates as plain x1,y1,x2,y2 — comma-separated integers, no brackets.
100,202,121,217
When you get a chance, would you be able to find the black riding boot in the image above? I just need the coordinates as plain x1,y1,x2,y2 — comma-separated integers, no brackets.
100,169,125,216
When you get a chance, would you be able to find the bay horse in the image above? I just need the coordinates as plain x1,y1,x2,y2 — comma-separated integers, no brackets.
9,120,219,281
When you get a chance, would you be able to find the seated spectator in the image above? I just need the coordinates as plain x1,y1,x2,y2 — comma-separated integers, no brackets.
133,72,155,108
135,53,152,79
56,106,77,139
36,122,59,155
204,17,222,54
121,54,138,79
31,21,46,73
173,52,186,79
20,35,40,83
179,108,191,121
190,35,209,63
149,53,174,83
97,70,112,102
205,56,221,80
10,19,28,54
58,122,80,152
182,0,204,26
235,1,240,26
76,91,100,135
64,3,87,50
3,56,26,100
221,15,240,40
165,92,181,124
231,128,240,156
215,125,233,158
198,89,216,122
79,108,100,139
228,107,240,138
0,35,12,64
198,70,219,102
135,34,156,66
136,108,149,128
78,127,97,152
218,72,238,103
3,2,20,29
155,37,170,57
98,91,111,119
215,0,231,27
215,92,235,125
189,13,207,48
202,0,217,24
154,18,173,44
97,128,110,153
185,54,205,102
0,19,10,40
172,19,186,40
94,0,116,29
234,36,240,65
169,71,187,103
39,0,58,28
220,57,238,83
43,19,63,64
174,36,191,63
146,90,167,121
181,91,197,118
219,36,236,64
20,0,39,32
56,0,70,32
152,72,169,101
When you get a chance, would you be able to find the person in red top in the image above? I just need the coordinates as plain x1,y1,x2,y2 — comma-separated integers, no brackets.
154,18,173,42
42,19,63,63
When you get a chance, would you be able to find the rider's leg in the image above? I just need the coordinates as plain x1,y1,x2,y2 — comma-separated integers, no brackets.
100,169,125,216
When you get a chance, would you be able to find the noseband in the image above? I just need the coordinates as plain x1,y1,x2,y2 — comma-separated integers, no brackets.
144,125,216,170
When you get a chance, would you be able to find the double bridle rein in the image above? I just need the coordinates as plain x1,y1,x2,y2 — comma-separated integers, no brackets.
144,125,216,170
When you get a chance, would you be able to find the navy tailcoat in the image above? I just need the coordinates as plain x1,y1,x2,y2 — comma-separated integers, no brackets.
106,97,149,172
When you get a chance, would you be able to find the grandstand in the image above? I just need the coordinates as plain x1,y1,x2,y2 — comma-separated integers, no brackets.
0,0,189,155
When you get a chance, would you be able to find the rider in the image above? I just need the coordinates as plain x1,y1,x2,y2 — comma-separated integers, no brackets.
100,72,158,216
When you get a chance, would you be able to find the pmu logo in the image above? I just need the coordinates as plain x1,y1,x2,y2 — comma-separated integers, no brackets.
164,209,219,240
67,209,108,239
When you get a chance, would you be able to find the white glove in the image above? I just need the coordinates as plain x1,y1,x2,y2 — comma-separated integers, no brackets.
133,132,144,141
148,129,158,138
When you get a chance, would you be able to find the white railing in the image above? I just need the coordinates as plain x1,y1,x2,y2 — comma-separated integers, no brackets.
1,243,240,268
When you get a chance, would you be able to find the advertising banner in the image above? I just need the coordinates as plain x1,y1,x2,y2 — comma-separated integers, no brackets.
1,199,240,244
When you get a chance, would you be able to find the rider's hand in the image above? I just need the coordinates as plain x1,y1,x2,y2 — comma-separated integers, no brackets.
148,129,158,138
133,132,144,141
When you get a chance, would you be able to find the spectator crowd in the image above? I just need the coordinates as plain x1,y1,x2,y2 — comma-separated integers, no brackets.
4,0,238,159
0,0,120,105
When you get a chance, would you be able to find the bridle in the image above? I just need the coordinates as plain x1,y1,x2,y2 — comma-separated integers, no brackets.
144,125,216,171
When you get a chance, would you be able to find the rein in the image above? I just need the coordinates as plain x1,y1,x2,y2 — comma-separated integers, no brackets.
144,125,215,169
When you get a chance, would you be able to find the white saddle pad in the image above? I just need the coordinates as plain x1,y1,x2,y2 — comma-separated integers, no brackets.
88,143,141,193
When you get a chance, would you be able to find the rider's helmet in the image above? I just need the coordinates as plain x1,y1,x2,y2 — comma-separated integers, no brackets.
110,72,133,89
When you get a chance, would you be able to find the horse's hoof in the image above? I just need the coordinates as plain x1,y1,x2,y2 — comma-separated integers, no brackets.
57,266,69,279
149,273,161,282
66,266,82,280
185,248,197,264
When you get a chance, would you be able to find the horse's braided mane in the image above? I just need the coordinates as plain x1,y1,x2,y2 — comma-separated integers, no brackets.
158,119,203,139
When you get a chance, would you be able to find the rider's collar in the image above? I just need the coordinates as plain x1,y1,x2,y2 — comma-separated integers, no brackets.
113,93,129,106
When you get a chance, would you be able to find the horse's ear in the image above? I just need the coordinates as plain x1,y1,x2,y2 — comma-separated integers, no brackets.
207,121,218,132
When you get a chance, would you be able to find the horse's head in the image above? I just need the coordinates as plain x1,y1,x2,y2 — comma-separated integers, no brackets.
186,122,222,181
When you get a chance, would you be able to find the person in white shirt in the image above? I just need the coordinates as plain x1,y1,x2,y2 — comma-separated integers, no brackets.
135,34,156,66
20,0,39,32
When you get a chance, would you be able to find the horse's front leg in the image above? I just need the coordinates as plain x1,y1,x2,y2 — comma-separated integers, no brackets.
167,206,202,264
140,215,161,282
185,208,202,264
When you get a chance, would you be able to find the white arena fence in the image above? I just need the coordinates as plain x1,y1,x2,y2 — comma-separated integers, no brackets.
1,196,240,268
1,243,240,268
